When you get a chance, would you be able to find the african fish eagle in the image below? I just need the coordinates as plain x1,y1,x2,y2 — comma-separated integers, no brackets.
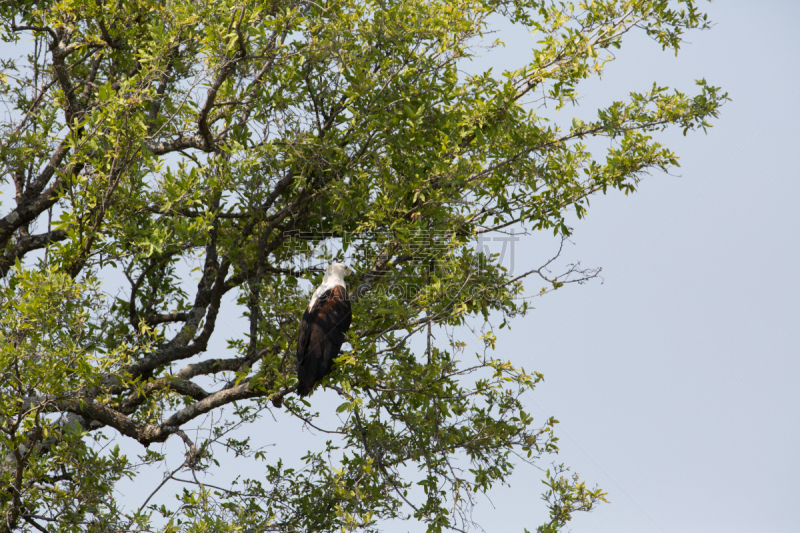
296,262,353,396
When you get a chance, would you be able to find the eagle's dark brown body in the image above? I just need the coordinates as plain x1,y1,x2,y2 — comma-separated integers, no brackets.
296,284,352,396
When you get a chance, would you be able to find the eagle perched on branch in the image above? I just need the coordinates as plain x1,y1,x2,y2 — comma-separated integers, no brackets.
296,263,353,396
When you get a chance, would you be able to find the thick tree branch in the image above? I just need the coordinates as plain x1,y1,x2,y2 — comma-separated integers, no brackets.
143,133,210,155
0,230,67,277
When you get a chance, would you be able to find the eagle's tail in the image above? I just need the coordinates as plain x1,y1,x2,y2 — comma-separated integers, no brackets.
296,378,314,397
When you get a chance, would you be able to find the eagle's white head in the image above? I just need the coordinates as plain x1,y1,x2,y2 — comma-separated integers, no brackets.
326,262,352,280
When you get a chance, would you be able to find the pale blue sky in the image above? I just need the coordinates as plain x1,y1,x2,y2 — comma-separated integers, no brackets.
463,2,800,531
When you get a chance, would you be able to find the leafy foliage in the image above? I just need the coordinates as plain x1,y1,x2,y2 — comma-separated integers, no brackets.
0,0,724,531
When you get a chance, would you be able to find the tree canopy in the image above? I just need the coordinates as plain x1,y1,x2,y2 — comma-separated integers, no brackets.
0,0,725,531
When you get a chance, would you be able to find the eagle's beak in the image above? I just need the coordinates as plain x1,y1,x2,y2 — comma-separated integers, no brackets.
346,267,353,276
